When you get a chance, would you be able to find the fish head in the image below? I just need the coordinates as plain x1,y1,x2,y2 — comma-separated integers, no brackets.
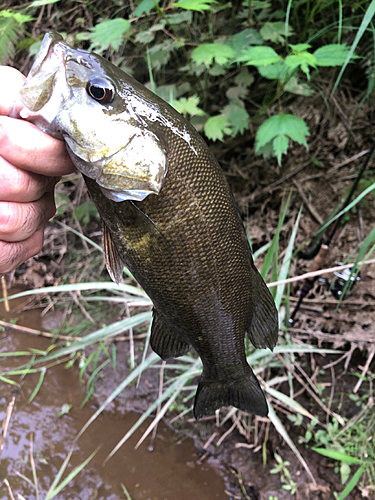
18,32,167,202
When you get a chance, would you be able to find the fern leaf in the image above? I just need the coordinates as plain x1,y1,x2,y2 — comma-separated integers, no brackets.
0,14,19,64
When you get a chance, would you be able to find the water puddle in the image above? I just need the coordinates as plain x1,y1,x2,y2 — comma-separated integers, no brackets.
0,291,227,499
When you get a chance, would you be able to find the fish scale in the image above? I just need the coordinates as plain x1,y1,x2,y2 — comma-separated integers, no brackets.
18,32,279,420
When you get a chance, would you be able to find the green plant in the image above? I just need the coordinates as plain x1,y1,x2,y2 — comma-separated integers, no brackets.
270,452,298,495
0,9,33,63
297,376,375,499
6,0,374,165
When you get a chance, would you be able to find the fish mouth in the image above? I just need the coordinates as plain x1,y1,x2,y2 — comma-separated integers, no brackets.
19,33,66,113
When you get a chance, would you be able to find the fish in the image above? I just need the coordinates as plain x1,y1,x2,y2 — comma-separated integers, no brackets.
17,32,278,419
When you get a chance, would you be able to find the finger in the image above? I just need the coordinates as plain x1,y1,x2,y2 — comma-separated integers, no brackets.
0,116,75,176
0,227,45,274
0,192,56,243
0,157,59,202
0,66,26,116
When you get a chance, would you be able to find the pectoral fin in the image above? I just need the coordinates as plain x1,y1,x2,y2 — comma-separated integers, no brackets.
247,270,279,350
103,223,125,284
151,309,190,360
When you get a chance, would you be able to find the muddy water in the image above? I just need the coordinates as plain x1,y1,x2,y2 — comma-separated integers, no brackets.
0,294,227,500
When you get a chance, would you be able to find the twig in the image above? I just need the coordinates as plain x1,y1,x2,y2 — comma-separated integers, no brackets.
216,422,236,446
0,396,15,461
1,276,9,313
292,180,324,225
29,434,39,500
327,366,336,425
327,149,370,174
148,361,165,452
203,431,218,450
2,479,16,500
353,345,375,394
267,258,375,288
69,291,96,325
277,354,345,425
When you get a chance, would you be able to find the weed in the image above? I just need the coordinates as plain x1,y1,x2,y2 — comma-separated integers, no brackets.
270,452,298,495
3,1,375,164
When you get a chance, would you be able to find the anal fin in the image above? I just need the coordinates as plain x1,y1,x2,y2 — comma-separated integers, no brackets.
151,309,190,360
248,270,279,350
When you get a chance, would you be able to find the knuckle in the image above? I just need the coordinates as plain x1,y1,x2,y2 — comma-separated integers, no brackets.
0,240,24,273
0,202,21,234
0,231,44,274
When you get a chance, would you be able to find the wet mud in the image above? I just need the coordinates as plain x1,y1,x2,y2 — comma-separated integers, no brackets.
0,295,227,500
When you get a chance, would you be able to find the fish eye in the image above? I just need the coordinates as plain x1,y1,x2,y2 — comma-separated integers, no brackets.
86,76,115,104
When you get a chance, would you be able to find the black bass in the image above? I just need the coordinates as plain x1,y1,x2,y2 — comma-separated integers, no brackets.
17,32,278,419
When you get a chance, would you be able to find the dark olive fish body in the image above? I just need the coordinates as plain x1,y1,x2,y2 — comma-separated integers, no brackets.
19,33,278,419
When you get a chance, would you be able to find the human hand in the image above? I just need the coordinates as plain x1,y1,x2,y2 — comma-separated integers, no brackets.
0,66,76,274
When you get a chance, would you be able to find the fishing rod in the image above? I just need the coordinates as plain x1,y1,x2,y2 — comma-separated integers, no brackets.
289,139,375,325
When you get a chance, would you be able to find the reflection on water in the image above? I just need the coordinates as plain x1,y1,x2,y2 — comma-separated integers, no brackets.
0,292,226,500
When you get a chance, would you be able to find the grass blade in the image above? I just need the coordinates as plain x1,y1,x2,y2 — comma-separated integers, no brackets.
339,464,366,500
312,448,361,464
267,403,316,484
76,352,159,442
44,447,99,500
331,0,375,95
274,206,302,309
28,367,46,403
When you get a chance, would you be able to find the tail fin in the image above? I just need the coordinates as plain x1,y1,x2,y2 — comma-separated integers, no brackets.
193,370,268,420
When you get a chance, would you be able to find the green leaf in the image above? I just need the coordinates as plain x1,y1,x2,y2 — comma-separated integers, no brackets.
28,0,59,6
173,0,217,12
285,51,317,78
225,28,263,53
260,21,293,44
133,0,160,17
89,19,131,52
236,46,281,66
340,462,351,485
0,10,32,63
314,44,358,67
234,68,255,87
166,11,192,24
273,135,289,165
135,21,166,44
173,95,206,117
223,104,249,135
226,85,249,101
258,60,290,80
0,9,33,23
149,40,180,70
255,114,309,165
204,115,232,141
289,43,311,52
74,200,99,225
312,448,361,464
339,465,365,500
192,43,235,66
284,76,314,96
